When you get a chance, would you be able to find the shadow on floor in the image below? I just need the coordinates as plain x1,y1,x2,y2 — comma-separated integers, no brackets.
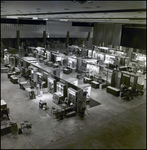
86,98,101,108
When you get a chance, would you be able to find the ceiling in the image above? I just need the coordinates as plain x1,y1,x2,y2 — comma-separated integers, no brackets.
1,1,146,25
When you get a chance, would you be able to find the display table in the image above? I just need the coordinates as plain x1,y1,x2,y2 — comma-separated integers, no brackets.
47,61,53,67
1,100,7,109
83,77,92,84
63,68,72,74
25,88,34,97
44,59,49,65
39,58,44,63
91,81,99,89
19,81,28,89
100,82,108,89
7,72,15,78
10,76,18,84
119,66,127,72
1,68,9,73
107,86,120,96
53,91,64,104
53,63,59,68
77,74,82,79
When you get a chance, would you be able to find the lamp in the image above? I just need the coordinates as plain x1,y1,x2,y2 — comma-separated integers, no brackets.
71,0,95,4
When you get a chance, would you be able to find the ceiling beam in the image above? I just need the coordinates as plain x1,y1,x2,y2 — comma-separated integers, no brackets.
2,9,146,16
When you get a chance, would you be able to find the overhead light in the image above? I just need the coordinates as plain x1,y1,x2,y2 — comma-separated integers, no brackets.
60,19,68,21
33,17,38,20
6,16,18,18
43,18,48,20
72,0,95,4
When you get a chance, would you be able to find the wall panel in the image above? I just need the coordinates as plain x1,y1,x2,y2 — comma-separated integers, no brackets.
1,21,93,39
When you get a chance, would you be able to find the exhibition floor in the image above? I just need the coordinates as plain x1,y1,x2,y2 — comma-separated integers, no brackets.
1,70,146,149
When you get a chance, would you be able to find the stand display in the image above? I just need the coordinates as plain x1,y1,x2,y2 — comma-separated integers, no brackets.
53,91,64,104
68,88,77,105
9,57,15,67
120,71,139,92
104,54,115,65
87,64,100,77
119,57,125,66
88,50,93,58
67,56,77,70
98,47,109,53
36,47,45,56
4,53,10,65
116,51,126,57
56,56,62,65
48,77,56,94
56,82,66,98
109,49,115,55
97,53,105,62
92,50,98,59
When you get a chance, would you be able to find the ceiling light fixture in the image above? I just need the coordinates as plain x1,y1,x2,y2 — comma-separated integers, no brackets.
60,19,68,21
6,16,18,19
71,0,95,4
33,17,38,19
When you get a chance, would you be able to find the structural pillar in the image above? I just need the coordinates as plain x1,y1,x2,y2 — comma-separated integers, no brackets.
87,32,90,41
127,48,133,63
43,31,46,48
66,31,69,48
16,30,20,50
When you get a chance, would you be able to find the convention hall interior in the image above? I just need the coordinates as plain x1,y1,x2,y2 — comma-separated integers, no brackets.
1,1,146,149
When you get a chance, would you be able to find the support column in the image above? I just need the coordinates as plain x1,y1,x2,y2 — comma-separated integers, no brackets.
16,30,20,49
86,32,92,49
43,31,46,48
66,31,69,48
87,32,90,41
127,48,133,63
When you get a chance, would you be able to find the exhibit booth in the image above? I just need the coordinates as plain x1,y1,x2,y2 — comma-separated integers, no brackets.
48,76,56,94
67,56,77,71
92,50,98,59
98,46,109,53
88,49,93,58
78,84,91,101
104,54,116,69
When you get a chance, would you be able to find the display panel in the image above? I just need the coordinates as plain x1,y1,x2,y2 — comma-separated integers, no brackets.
56,56,62,61
68,57,77,69
122,74,130,87
88,50,92,58
104,54,115,64
97,53,105,61
56,82,65,96
42,72,48,87
68,88,77,104
48,77,55,93
136,53,146,61
86,64,100,77
109,50,115,55
92,50,98,59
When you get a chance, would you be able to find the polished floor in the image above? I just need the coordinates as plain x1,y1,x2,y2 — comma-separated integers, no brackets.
1,49,146,149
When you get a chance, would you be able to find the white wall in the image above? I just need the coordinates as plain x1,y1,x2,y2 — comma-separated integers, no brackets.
1,20,93,38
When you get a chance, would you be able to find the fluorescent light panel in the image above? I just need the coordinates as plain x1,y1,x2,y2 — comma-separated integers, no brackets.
60,19,68,21
6,16,18,18
33,17,38,19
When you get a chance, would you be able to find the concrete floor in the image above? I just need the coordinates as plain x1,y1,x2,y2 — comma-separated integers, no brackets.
1,49,146,149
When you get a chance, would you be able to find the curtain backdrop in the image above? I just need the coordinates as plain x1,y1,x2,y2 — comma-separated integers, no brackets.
121,27,146,50
93,23,122,46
